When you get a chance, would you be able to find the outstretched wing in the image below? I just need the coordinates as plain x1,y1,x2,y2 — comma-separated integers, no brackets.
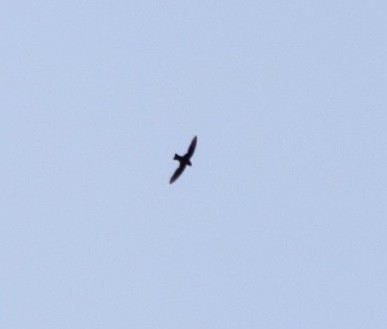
169,164,186,184
186,136,197,159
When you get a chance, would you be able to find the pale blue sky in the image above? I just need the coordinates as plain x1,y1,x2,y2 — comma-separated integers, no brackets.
1,1,386,328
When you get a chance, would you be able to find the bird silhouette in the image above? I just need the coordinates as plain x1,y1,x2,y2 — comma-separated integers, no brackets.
169,136,197,184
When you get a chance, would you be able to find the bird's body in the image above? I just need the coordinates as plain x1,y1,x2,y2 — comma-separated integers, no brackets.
169,136,197,184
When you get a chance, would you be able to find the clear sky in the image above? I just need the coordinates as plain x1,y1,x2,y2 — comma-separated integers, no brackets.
1,1,386,328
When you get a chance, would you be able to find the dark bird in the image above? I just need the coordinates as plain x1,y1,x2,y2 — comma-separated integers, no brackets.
169,136,197,184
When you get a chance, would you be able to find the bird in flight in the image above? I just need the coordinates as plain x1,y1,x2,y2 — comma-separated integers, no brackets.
169,136,197,184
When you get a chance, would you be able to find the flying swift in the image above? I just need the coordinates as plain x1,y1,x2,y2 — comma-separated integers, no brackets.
169,136,197,184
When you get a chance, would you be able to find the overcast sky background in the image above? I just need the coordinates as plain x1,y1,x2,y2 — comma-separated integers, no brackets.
1,1,386,328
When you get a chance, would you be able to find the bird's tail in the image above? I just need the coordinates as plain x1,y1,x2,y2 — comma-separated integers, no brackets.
174,154,183,161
